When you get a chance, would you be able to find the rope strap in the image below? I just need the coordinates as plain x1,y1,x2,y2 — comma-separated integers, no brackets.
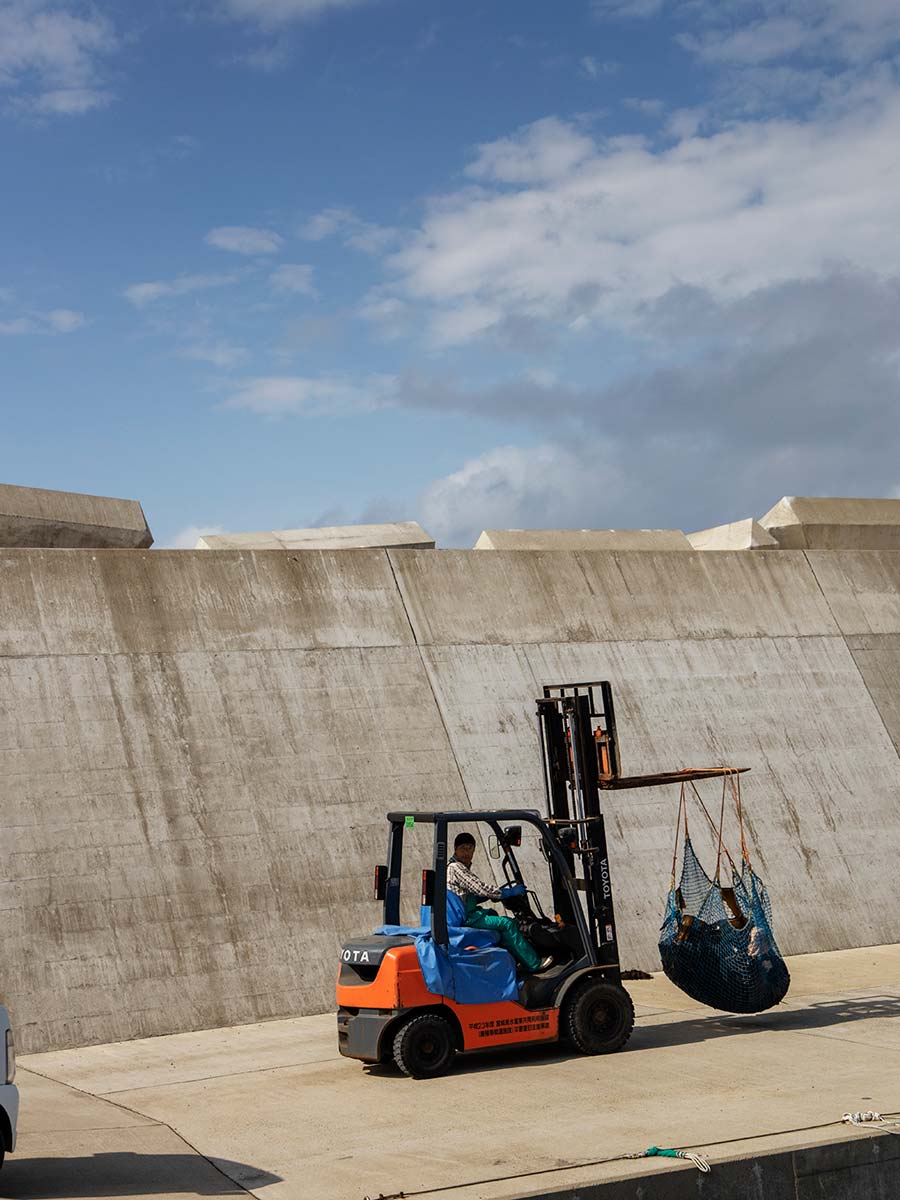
624,1146,710,1173
670,783,686,886
687,780,739,872
843,1111,900,1133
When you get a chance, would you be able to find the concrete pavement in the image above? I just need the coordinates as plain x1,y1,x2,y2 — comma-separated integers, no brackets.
5,944,899,1200
0,1069,266,1198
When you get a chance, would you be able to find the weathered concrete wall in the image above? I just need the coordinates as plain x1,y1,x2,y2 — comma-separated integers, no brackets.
474,529,691,550
0,549,466,1052
687,517,778,550
806,550,900,758
0,483,152,549
760,495,900,549
391,549,900,970
198,520,434,551
4,545,900,1052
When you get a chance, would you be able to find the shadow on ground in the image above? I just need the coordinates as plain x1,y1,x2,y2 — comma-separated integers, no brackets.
631,992,900,1052
0,1154,281,1198
363,992,900,1078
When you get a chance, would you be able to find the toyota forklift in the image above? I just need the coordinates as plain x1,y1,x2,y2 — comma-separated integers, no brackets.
337,682,745,1077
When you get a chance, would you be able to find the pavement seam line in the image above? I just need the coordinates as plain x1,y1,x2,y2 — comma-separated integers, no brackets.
18,1066,266,1198
785,1028,900,1052
15,1124,165,1135
95,1054,343,1094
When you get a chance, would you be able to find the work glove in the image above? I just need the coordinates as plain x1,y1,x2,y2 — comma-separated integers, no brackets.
500,883,527,901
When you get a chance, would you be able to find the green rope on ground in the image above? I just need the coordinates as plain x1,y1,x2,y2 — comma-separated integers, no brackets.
626,1146,710,1172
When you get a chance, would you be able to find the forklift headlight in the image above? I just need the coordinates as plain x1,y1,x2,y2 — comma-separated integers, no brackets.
5,1028,15,1084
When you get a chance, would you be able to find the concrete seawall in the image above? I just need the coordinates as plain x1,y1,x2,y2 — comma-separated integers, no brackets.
2,546,900,1052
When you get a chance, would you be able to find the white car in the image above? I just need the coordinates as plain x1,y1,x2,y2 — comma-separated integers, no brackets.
0,1005,17,1169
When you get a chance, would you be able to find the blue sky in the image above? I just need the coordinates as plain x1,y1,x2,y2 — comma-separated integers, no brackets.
3,0,900,546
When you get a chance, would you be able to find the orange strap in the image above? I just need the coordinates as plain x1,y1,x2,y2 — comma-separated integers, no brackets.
670,783,687,886
687,779,739,875
714,775,727,883
730,770,751,866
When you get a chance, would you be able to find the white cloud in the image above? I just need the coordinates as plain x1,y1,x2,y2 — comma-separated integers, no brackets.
427,303,502,347
123,274,238,307
269,263,316,295
0,306,86,334
580,56,619,79
17,85,109,114
45,307,84,331
384,81,900,344
224,373,397,416
591,0,665,17
664,107,706,139
299,207,354,240
299,206,396,254
179,341,247,368
398,268,900,542
0,317,32,335
166,524,227,550
678,1,900,67
227,39,292,71
344,223,397,254
0,1,118,118
464,117,595,184
205,225,283,255
221,0,371,29
623,97,666,117
357,289,411,339
595,0,900,72
419,442,626,549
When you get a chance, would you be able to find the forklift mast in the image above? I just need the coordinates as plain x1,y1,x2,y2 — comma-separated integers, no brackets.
536,682,620,967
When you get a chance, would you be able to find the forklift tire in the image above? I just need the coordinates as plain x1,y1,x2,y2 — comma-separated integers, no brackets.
563,979,635,1055
392,1014,456,1079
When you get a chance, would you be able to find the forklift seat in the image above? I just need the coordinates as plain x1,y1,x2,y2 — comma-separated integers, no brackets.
419,910,518,1004
419,899,500,944
441,890,492,931
373,896,518,1004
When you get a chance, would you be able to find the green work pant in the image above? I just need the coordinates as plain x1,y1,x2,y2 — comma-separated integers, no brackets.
465,905,541,972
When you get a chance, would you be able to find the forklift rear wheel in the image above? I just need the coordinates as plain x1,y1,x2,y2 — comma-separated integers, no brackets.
563,979,635,1055
392,1013,456,1078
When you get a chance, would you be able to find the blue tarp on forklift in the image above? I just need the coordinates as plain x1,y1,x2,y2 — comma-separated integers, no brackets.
374,899,519,1005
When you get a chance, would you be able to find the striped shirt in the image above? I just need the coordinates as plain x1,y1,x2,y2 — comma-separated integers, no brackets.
447,854,502,901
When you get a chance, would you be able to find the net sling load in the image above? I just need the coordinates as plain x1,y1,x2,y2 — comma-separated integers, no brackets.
658,773,790,1014
538,684,789,1013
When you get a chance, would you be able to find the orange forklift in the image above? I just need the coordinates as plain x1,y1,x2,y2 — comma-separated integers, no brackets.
336,682,745,1077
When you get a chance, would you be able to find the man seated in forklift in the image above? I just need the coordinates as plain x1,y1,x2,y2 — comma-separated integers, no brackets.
448,833,554,974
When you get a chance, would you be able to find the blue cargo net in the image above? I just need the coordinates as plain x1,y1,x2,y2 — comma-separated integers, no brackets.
658,774,790,1014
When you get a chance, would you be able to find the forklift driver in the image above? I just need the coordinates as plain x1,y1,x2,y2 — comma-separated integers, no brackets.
448,833,554,974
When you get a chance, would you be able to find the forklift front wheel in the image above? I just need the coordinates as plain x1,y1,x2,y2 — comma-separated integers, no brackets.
563,979,635,1055
392,1013,456,1079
